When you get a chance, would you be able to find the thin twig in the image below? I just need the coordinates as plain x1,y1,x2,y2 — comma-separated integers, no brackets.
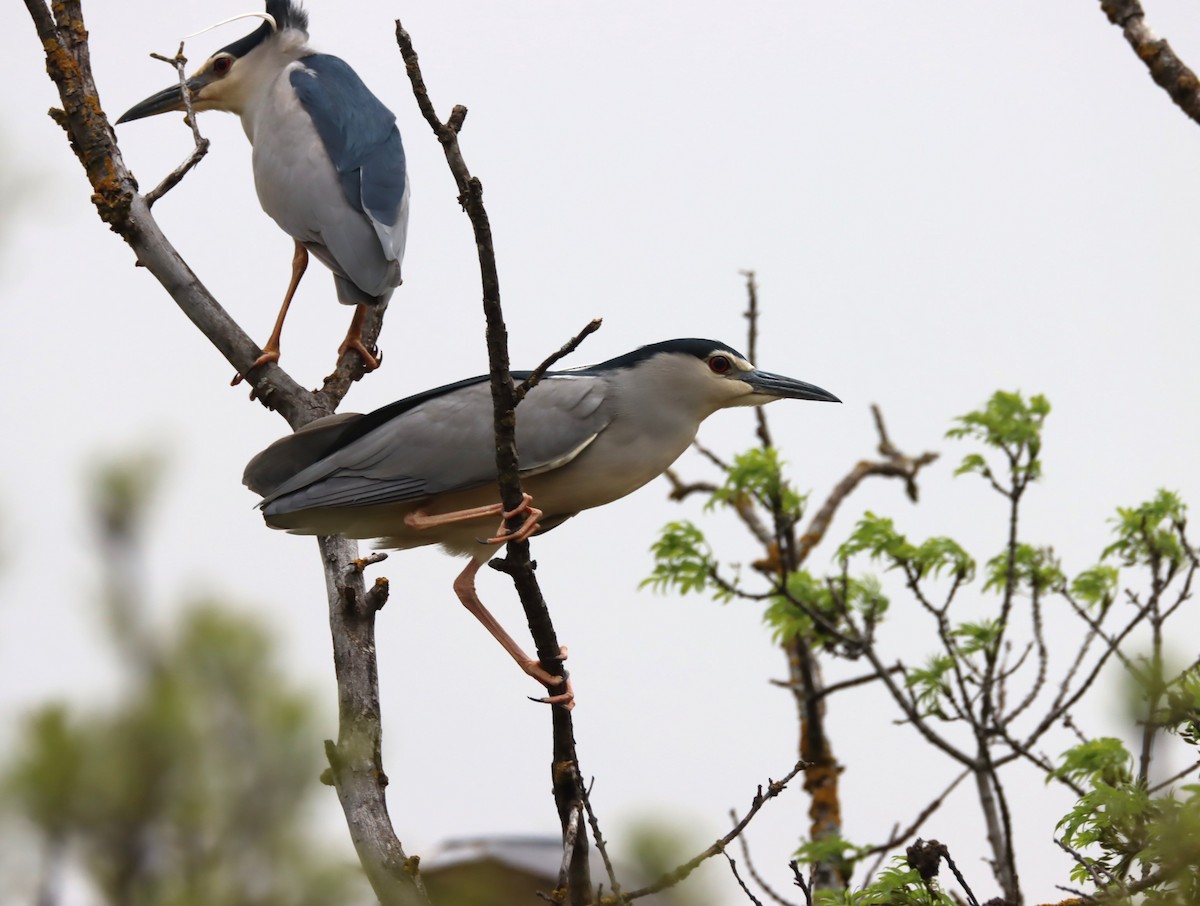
620,761,809,901
731,810,801,906
515,318,603,401
144,44,210,207
787,861,813,906
769,664,905,702
724,853,766,906
579,772,624,899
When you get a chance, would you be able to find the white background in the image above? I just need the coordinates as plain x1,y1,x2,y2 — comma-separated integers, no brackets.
3,2,1200,903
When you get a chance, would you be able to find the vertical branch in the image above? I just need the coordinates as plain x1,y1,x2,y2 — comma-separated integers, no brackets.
394,21,590,903
321,536,430,906
742,277,843,888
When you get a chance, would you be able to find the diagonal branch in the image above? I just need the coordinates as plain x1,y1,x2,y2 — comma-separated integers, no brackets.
1100,0,1200,127
619,761,809,902
24,3,423,903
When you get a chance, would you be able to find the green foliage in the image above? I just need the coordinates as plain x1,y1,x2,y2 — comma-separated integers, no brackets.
811,858,957,905
3,607,361,906
763,573,887,646
949,619,1001,656
1050,737,1133,789
1070,563,1120,610
1,453,361,906
708,446,807,524
983,543,1063,594
1102,490,1188,572
642,520,727,599
905,655,955,719
1159,667,1200,747
946,390,1050,484
837,513,974,582
1053,738,1200,901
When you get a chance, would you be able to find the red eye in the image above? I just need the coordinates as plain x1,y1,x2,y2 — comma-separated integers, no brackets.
212,56,233,76
708,355,732,375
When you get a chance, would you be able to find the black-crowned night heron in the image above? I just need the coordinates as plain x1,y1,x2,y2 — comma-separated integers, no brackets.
117,0,408,378
244,339,840,705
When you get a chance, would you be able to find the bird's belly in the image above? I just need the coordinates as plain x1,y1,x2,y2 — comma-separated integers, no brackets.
249,101,396,300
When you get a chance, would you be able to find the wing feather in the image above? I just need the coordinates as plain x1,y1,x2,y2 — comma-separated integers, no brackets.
258,374,612,515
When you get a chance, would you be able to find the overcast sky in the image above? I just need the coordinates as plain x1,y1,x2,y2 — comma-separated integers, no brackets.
4,1,1200,902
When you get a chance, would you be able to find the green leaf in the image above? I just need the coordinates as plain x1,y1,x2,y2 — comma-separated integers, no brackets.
905,655,955,719
983,543,1063,594
641,521,721,598
708,446,808,523
837,513,916,567
1070,564,1119,610
1051,737,1132,789
1102,489,1189,571
950,619,1001,656
946,390,1050,485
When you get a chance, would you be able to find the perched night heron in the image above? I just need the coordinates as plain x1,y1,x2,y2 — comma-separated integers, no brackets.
244,339,840,705
117,0,408,378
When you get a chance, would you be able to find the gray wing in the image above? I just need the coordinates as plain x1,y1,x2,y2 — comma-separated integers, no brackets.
258,374,612,515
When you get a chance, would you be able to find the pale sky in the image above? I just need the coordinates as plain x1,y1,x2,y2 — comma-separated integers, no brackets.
3,2,1200,903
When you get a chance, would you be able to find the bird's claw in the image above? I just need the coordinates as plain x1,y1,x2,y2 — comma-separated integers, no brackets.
523,652,574,709
485,493,543,545
231,349,281,387
337,336,381,372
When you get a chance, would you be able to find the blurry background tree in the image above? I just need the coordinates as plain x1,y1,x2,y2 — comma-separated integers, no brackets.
0,454,367,906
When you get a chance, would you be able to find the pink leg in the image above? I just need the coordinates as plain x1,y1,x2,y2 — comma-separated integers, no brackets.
406,493,543,544
233,241,308,386
337,304,381,371
453,559,573,709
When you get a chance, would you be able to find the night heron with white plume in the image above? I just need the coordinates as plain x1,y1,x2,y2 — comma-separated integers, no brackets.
118,0,408,379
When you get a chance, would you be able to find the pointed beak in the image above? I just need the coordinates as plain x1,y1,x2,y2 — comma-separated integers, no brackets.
741,370,841,403
116,73,213,124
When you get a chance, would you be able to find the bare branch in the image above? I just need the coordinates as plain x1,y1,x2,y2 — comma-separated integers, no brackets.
321,535,431,905
514,318,603,401
143,45,210,206
1100,0,1200,127
724,852,766,906
795,407,938,566
787,861,813,906
395,18,588,902
740,270,773,450
731,813,801,906
620,761,809,902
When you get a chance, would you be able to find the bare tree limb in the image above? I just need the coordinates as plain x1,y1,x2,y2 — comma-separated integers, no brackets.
24,4,426,902
620,761,809,902
515,318,603,401
1100,0,1200,126
394,19,590,903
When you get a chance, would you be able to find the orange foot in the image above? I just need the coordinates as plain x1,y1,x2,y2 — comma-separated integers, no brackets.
485,494,544,545
337,334,381,372
231,348,281,387
523,646,573,709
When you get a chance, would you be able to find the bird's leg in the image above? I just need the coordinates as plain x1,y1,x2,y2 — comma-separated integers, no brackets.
453,558,573,709
232,241,309,386
337,304,381,371
404,493,543,543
